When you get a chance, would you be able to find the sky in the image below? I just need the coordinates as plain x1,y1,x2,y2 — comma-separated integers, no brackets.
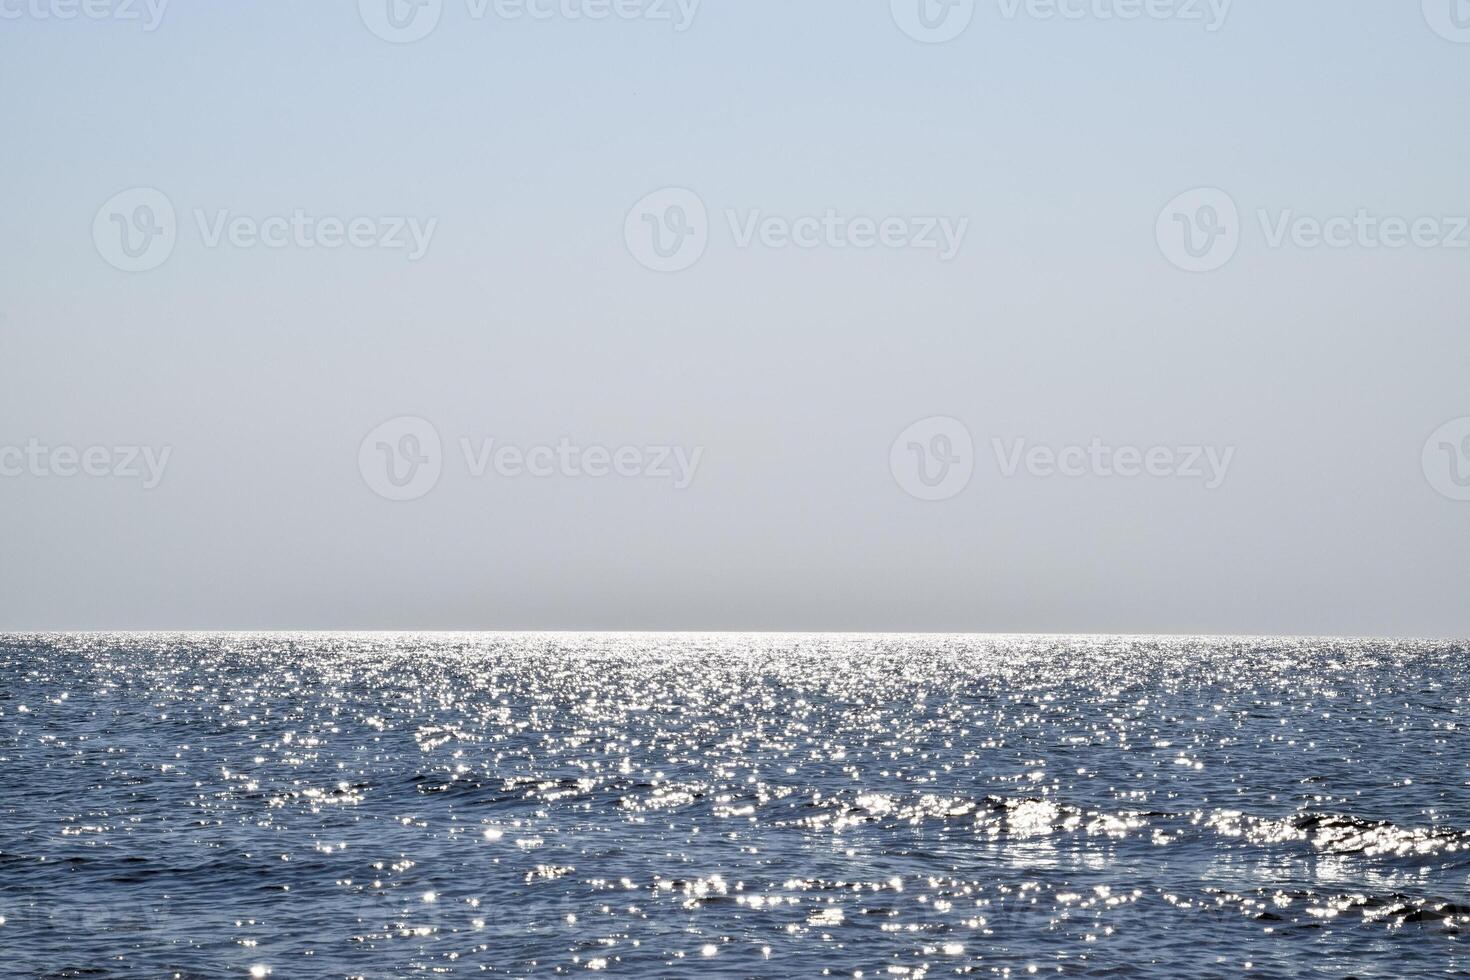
2,0,1469,634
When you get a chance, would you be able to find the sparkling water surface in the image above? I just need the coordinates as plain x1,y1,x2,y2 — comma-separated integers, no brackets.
1,633,1467,978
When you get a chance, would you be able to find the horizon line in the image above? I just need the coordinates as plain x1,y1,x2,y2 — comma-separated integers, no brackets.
2,629,1468,642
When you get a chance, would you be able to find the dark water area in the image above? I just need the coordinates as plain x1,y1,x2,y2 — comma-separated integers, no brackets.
1,633,1467,978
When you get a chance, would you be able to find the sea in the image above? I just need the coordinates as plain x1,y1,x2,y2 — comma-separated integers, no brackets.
1,633,1466,978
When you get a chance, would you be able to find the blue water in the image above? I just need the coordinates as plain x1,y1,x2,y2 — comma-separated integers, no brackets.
1,633,1467,978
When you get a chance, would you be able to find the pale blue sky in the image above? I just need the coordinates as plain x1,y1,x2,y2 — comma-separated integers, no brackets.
2,2,1469,632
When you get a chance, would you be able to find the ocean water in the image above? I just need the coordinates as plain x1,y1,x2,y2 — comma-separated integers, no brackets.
1,634,1467,979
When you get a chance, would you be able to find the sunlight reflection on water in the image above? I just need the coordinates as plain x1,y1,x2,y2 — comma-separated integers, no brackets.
1,632,1467,977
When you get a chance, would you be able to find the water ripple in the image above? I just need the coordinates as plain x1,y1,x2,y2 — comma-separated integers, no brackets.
0,632,1466,978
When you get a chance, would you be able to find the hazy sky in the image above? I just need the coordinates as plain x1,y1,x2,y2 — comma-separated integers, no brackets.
3,1,1469,633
